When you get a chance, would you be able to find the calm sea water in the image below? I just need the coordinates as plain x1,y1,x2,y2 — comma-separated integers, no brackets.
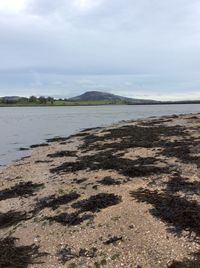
0,104,199,166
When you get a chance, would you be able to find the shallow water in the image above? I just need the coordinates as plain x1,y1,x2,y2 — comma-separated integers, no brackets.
0,104,199,166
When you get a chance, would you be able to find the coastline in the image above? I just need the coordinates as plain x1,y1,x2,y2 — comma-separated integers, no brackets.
0,113,200,267
0,102,200,107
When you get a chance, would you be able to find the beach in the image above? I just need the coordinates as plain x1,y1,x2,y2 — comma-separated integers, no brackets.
0,113,200,268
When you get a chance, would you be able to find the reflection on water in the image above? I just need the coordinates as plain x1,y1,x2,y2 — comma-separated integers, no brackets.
0,104,199,166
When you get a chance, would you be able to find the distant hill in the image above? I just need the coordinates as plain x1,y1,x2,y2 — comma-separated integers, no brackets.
70,91,159,104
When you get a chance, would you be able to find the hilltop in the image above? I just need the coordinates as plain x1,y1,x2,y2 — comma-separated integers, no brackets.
70,91,158,103
0,92,199,106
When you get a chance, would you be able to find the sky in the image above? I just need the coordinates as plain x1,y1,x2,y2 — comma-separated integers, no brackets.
0,0,200,100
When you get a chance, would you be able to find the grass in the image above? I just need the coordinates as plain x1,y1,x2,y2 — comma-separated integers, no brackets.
0,99,128,107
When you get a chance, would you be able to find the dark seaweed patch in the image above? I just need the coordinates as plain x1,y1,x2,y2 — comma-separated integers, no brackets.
131,188,200,237
80,124,186,152
50,193,121,226
36,192,80,210
49,212,94,226
0,182,44,201
73,178,88,184
35,160,53,164
169,251,200,268
0,211,31,229
97,176,121,185
57,246,76,262
71,193,122,213
78,247,97,258
0,237,46,268
165,175,200,194
138,118,172,126
80,127,102,132
79,123,200,167
57,245,97,263
162,140,200,167
19,147,29,151
169,259,200,268
47,132,89,143
103,236,123,245
30,143,49,148
47,150,77,158
50,153,168,178
46,136,69,143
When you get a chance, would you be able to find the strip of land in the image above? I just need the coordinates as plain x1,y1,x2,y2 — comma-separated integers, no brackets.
0,113,200,268
1,100,200,107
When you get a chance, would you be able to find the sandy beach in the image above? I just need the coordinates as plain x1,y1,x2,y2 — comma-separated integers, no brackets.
0,113,200,268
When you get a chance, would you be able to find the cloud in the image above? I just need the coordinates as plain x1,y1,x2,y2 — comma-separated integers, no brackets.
0,0,27,14
0,0,200,100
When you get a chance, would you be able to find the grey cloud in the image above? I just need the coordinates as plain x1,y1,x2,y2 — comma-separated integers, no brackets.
0,0,200,99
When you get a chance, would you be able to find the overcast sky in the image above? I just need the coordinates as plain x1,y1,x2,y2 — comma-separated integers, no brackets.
0,0,200,100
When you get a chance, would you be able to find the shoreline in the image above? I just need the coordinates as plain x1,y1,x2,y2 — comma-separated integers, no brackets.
0,113,200,267
1,110,199,169
0,102,200,107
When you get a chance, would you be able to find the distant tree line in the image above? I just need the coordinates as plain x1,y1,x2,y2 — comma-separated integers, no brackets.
0,96,55,105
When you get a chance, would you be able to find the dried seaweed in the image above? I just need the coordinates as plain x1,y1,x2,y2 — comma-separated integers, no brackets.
47,150,77,158
30,143,49,148
103,236,123,245
71,193,122,213
97,176,121,185
165,175,200,194
169,251,200,268
0,237,46,268
0,181,44,201
49,212,94,226
73,178,88,184
0,211,31,229
36,192,80,211
50,153,168,178
80,124,186,152
131,188,200,237
57,245,97,263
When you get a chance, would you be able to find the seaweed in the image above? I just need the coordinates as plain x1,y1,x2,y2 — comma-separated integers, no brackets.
130,188,200,237
49,212,94,226
47,132,89,143
78,247,97,258
46,136,69,143
0,211,31,229
57,246,76,262
36,192,80,211
47,150,77,158
169,251,200,268
169,259,200,268
165,175,200,194
80,124,186,152
103,236,123,245
0,182,44,201
71,193,122,213
162,139,200,167
73,178,88,184
138,118,172,126
97,176,121,185
50,153,168,178
30,143,49,148
35,160,53,164
0,237,46,268
49,193,121,226
19,147,29,151
57,245,97,263
80,127,102,132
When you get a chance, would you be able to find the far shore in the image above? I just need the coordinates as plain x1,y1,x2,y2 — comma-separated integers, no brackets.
0,101,200,107
0,113,200,267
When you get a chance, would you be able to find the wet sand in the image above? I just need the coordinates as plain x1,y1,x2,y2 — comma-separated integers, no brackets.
0,113,200,268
